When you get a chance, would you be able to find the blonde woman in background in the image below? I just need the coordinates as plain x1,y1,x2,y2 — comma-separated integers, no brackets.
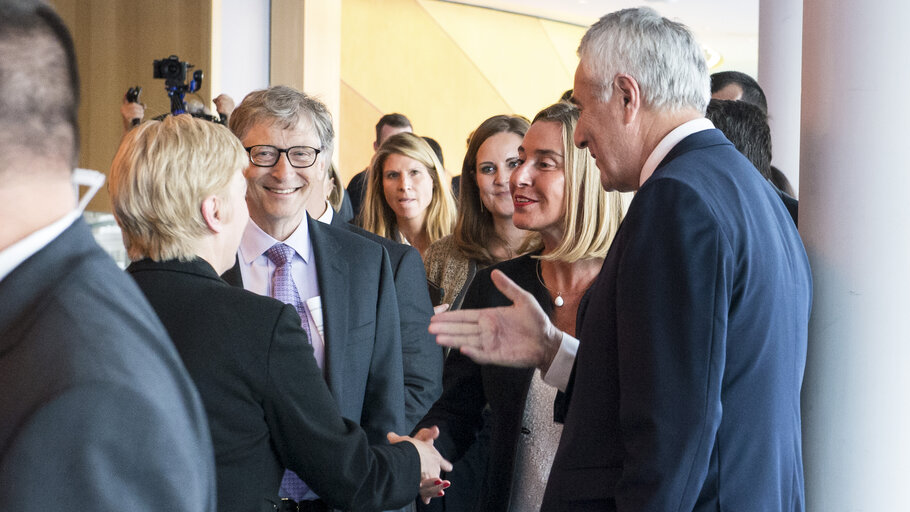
415,102,627,511
423,114,530,310
361,132,456,257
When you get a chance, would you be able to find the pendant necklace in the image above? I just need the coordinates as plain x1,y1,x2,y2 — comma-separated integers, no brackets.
536,260,565,307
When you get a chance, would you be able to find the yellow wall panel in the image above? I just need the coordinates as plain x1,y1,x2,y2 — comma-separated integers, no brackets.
539,19,586,80
339,81,383,180
342,0,512,179
419,1,575,118
340,0,588,180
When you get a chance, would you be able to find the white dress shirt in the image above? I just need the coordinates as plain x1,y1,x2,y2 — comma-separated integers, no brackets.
542,118,715,391
0,210,79,283
236,219,325,369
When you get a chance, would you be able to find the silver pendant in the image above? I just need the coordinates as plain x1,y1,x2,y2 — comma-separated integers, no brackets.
554,294,565,307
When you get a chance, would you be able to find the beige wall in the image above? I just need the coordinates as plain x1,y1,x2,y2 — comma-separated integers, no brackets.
339,0,585,184
52,0,213,212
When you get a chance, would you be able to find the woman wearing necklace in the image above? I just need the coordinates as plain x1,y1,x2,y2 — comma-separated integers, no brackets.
415,101,627,511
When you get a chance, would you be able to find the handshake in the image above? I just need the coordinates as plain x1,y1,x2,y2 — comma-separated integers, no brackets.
388,426,453,504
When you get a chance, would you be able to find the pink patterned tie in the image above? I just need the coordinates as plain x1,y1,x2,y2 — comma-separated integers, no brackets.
265,243,312,342
266,243,315,500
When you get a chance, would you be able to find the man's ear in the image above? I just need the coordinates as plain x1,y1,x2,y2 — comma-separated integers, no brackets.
201,194,223,234
373,140,380,152
614,74,641,123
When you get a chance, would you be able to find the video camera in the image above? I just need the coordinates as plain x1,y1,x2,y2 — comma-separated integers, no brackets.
124,55,223,124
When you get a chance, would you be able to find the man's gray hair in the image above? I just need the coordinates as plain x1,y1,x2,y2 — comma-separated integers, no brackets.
578,7,710,113
229,85,335,161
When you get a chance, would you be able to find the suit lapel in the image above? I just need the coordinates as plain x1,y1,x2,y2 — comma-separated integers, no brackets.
307,217,349,398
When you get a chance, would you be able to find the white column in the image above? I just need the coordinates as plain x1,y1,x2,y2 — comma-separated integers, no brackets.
800,0,910,509
757,0,803,195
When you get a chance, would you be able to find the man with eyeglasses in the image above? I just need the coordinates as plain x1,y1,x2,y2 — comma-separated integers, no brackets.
222,86,416,512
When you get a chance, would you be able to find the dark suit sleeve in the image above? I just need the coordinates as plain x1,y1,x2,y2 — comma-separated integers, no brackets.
613,179,731,511
264,304,419,511
0,384,214,512
393,246,443,431
415,273,490,461
360,249,408,439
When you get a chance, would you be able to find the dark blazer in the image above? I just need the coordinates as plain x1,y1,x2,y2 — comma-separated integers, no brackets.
223,216,406,443
777,188,799,226
543,129,812,511
419,253,568,511
129,258,419,512
0,219,216,511
346,169,368,220
331,213,443,431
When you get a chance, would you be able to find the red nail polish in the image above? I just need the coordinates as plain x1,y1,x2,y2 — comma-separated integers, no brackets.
442,481,450,488
434,480,442,485
437,491,444,497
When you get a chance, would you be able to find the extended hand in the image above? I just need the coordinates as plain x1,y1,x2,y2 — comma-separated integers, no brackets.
429,270,563,368
387,426,453,491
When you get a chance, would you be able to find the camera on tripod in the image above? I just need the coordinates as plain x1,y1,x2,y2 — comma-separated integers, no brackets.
124,55,224,125
153,55,196,89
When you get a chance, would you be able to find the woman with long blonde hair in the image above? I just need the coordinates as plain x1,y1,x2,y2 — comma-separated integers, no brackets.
361,132,456,257
416,102,628,511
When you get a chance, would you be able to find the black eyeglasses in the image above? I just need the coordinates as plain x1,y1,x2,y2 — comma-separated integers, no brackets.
244,145,321,169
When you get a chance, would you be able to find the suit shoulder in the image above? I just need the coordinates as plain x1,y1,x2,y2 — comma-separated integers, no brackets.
314,219,385,255
339,221,412,262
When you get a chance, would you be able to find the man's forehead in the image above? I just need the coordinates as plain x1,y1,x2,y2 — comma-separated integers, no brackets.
245,116,318,141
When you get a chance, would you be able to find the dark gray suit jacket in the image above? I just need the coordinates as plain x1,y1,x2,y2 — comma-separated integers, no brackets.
330,214,442,431
544,130,812,511
223,216,406,443
129,257,420,512
0,218,216,511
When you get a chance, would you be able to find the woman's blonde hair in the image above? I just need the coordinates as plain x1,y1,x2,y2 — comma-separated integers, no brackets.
327,163,344,211
361,132,456,244
521,102,625,262
454,114,530,266
109,114,247,262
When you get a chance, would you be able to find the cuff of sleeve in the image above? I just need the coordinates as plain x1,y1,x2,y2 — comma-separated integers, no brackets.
541,331,578,392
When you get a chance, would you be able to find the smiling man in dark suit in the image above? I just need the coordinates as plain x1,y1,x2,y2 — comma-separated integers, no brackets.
430,7,812,511
0,2,215,510
222,86,428,510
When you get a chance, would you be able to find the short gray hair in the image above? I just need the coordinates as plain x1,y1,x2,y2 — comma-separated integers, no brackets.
229,85,335,161
578,7,710,113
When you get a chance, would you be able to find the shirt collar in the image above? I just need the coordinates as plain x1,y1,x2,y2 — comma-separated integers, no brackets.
0,209,80,283
316,200,334,224
639,118,715,187
239,216,312,265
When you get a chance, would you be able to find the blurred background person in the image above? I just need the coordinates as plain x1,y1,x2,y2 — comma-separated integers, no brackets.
349,113,414,218
110,114,450,512
706,98,798,226
0,3,216,509
416,102,626,511
361,132,456,258
327,163,355,222
424,114,530,310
